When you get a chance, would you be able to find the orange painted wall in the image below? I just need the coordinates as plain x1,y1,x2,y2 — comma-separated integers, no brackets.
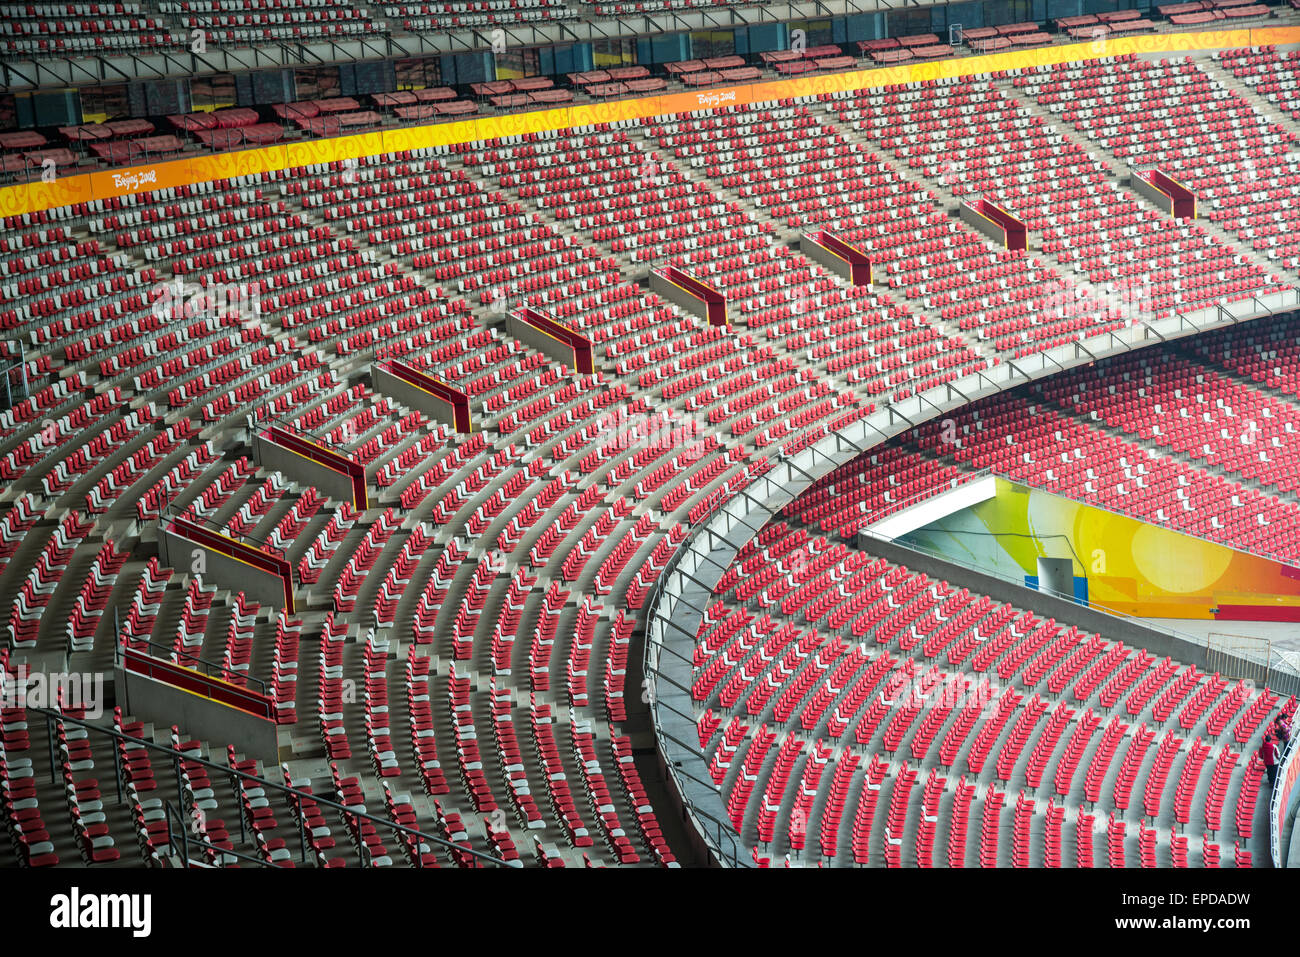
3,26,1297,219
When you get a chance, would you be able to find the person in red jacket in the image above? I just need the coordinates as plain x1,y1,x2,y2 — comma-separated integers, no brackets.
1275,712,1291,750
1261,733,1280,788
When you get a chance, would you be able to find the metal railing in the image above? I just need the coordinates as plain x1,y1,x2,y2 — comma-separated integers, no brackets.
1270,731,1298,869
32,704,514,868
258,410,357,455
158,487,281,556
1207,632,1280,687
114,633,272,699
644,293,1300,866
641,463,776,868
162,800,280,869
0,353,31,413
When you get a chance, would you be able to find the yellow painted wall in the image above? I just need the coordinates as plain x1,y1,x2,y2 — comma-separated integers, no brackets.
3,26,1297,218
904,478,1300,620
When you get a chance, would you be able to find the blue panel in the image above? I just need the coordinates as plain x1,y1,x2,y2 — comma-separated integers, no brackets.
887,8,933,37
442,52,492,85
745,22,785,53
30,90,80,127
844,12,881,41
640,32,690,64
15,94,34,128
949,2,986,30
1024,575,1090,604
550,44,594,73
983,0,1023,27
341,62,391,96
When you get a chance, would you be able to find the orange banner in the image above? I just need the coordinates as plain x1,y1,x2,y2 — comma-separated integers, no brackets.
3,25,1298,219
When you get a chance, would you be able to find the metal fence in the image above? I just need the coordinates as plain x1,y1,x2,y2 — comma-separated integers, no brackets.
643,298,1300,866
1207,632,1274,686
0,352,30,412
27,704,514,869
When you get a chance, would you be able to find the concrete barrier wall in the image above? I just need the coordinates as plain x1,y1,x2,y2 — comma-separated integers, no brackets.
158,526,289,612
373,364,461,433
649,270,713,325
959,201,1009,246
505,312,578,371
799,234,858,284
254,433,358,502
1131,172,1178,217
114,664,279,765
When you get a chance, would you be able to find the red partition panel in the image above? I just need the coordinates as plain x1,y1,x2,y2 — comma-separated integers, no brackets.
262,425,369,510
122,647,277,722
810,231,873,285
512,308,595,374
653,266,728,325
1215,604,1300,622
169,515,296,614
378,359,473,433
969,199,1028,250
1147,169,1196,220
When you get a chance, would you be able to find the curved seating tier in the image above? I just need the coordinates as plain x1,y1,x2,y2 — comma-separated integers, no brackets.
694,519,1291,867
4,47,1300,869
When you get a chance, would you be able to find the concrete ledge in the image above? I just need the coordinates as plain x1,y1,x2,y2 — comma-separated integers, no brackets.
114,664,279,765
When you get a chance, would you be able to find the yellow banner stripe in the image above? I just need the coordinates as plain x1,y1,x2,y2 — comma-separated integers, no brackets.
2,26,1296,219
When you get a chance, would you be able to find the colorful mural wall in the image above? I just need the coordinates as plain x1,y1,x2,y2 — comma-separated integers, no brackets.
898,478,1300,621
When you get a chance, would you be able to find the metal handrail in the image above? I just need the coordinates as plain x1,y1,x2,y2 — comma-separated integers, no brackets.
163,800,278,869
115,634,272,698
31,704,513,868
644,295,1300,865
258,409,357,455
158,487,280,554
0,350,31,412
1270,732,1297,868
644,659,751,868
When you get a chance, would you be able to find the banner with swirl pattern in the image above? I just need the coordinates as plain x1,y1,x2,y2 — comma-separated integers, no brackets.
1,25,1295,220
